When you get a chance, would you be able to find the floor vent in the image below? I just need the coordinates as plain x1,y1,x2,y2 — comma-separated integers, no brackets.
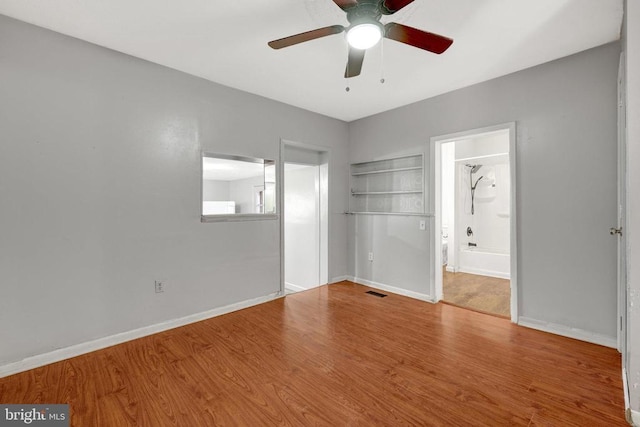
366,290,387,298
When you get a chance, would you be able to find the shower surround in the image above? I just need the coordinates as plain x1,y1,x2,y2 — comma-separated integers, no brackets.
443,131,511,280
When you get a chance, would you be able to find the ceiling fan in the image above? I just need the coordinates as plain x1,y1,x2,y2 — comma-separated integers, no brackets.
268,0,453,78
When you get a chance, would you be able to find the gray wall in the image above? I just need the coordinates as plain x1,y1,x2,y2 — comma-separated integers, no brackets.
349,42,620,339
0,14,349,366
0,10,628,381
625,0,640,414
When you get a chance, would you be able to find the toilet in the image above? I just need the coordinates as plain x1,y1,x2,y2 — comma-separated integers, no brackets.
442,225,449,265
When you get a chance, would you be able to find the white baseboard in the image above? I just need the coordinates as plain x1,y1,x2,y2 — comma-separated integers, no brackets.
0,291,282,379
518,316,617,348
630,409,640,426
329,275,351,283
284,282,308,293
624,367,631,411
445,265,457,273
623,367,638,426
351,276,434,303
458,266,510,279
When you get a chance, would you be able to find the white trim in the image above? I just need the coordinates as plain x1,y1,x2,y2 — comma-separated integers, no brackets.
623,367,640,426
352,276,434,303
284,282,308,293
623,367,631,417
518,316,617,348
507,123,518,322
457,267,510,279
455,152,509,162
279,141,286,295
280,139,331,297
0,291,282,379
330,275,351,283
617,51,628,357
430,138,442,302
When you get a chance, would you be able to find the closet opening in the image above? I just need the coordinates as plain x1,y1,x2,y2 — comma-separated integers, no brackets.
280,141,329,294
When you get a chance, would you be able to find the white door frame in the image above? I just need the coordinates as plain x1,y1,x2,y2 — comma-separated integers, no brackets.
617,52,628,356
279,139,330,294
429,122,518,322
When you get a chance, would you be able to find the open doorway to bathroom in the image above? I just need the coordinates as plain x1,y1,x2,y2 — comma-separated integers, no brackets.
431,124,517,320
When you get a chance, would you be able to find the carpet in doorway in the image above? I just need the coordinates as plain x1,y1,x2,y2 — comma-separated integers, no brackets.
443,269,510,317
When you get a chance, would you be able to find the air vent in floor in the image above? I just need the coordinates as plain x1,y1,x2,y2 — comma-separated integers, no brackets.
365,290,387,298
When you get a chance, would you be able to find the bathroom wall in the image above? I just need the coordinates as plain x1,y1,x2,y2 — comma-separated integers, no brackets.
455,132,510,255
455,132,509,159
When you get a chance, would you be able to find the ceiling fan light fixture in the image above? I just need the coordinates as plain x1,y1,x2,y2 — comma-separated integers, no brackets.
347,23,382,50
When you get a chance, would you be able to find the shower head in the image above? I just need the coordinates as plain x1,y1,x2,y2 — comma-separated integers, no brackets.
466,164,482,174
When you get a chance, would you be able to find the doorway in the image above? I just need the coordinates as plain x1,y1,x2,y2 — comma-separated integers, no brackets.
431,123,517,320
281,141,329,294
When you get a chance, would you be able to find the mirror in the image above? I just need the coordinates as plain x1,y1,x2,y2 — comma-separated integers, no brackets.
202,153,276,220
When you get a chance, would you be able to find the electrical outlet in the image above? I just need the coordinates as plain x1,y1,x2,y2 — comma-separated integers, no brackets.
368,252,374,262
419,220,426,230
155,280,164,293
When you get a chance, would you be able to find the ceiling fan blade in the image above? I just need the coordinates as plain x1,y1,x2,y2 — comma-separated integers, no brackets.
384,23,453,54
268,25,345,49
344,47,365,78
332,0,359,11
381,0,415,15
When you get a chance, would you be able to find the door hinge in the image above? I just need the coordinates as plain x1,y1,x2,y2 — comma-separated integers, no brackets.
610,227,623,236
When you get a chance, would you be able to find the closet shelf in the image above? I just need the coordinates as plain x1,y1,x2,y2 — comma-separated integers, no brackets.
351,166,422,176
349,212,433,217
349,153,425,215
351,190,422,195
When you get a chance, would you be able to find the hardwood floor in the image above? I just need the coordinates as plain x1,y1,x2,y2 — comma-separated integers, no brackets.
443,269,511,317
0,282,626,426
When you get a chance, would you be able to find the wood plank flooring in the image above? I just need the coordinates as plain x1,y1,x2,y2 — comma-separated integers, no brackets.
443,269,511,317
0,281,626,426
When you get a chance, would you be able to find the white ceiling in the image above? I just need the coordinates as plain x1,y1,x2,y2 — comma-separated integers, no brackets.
0,0,623,122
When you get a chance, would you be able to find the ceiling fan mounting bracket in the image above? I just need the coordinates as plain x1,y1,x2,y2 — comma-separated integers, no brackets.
345,2,382,27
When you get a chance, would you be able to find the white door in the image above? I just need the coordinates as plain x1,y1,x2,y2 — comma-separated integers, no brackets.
284,163,321,291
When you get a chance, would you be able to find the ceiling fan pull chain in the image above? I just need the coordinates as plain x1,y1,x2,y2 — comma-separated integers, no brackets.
380,38,386,84
346,43,351,92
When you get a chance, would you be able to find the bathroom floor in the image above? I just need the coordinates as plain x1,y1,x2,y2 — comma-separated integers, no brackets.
442,268,510,317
